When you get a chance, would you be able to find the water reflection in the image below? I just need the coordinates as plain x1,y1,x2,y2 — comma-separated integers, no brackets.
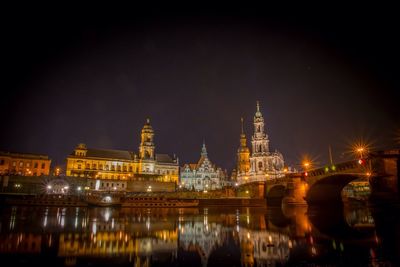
0,204,398,266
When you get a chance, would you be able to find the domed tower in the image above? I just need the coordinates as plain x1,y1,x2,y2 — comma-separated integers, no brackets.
237,118,250,175
139,118,155,160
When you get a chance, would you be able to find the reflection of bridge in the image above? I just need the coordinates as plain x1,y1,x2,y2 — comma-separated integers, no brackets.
238,149,400,206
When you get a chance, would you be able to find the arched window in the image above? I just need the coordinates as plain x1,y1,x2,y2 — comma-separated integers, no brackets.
258,162,263,170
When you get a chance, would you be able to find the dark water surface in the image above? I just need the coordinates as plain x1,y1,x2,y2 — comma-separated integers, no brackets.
0,204,399,266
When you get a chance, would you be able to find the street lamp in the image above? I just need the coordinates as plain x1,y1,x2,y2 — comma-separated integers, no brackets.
355,146,366,159
302,161,311,172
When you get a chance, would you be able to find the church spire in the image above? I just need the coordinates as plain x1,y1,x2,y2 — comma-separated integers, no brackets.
239,118,247,147
241,117,244,135
237,117,250,175
201,140,208,157
255,101,262,118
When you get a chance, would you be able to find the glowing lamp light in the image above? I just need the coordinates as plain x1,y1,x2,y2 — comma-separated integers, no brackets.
304,172,308,177
358,159,365,165
47,185,52,190
77,186,82,191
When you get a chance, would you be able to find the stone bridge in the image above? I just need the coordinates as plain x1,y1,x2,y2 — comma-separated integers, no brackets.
237,149,400,206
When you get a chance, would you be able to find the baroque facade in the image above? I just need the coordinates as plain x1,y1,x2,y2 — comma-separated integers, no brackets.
65,119,179,190
180,143,225,191
0,151,51,176
236,102,285,184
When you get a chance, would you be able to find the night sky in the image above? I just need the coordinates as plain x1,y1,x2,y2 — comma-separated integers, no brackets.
2,4,399,171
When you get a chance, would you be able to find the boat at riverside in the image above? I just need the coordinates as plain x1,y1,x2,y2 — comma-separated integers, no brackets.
4,194,87,206
121,195,199,208
85,193,122,207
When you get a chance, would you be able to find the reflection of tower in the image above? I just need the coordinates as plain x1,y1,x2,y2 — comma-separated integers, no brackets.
237,118,250,177
240,236,255,267
139,118,155,160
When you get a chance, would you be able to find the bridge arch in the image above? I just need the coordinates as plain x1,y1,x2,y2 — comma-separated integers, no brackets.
266,184,286,206
306,174,368,205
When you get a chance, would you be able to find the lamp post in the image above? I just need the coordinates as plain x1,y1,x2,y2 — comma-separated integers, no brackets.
302,161,311,172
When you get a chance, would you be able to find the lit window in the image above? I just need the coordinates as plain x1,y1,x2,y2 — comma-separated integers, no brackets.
26,162,30,167
19,162,24,167
12,161,16,167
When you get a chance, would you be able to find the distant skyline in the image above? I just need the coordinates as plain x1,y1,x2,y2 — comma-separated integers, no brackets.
2,4,399,171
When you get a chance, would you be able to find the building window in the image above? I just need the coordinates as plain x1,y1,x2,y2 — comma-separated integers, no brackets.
12,161,16,167
123,166,127,172
122,184,125,188
86,163,90,169
99,164,103,170
129,166,133,172
41,163,45,169
77,164,81,170
111,165,115,171
258,162,263,170
92,164,97,169
117,165,121,171
105,165,109,170
19,162,24,167
34,162,38,168
26,162,30,167
0,159,4,165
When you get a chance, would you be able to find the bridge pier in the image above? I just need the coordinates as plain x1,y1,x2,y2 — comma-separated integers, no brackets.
282,178,307,206
369,150,400,202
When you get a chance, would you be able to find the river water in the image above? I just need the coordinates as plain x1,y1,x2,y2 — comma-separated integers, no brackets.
0,203,399,266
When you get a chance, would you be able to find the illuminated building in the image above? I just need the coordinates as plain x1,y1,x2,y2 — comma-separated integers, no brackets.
180,142,226,191
237,117,251,178
65,119,179,188
0,151,51,176
237,102,285,184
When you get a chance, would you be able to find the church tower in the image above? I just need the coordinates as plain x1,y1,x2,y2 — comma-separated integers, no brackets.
139,118,155,160
250,101,270,174
237,117,250,175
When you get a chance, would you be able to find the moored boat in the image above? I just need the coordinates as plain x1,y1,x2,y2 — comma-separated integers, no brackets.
85,194,121,207
121,196,199,208
5,194,87,206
